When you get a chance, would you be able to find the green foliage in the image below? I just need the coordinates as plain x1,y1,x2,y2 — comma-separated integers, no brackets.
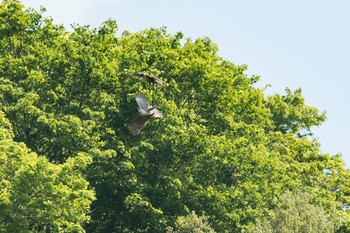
166,211,216,233
0,110,95,232
0,0,349,232
266,88,326,136
252,192,341,233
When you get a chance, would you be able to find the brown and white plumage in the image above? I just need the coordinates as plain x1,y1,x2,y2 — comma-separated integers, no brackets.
133,72,165,86
127,94,163,135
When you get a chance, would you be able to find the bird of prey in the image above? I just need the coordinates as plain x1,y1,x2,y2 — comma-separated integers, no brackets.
133,72,165,86
127,94,163,135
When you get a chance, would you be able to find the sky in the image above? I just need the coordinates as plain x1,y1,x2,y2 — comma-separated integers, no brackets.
20,0,350,167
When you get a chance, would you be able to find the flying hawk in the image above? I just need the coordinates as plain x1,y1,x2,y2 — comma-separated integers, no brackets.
127,94,163,135
133,72,165,86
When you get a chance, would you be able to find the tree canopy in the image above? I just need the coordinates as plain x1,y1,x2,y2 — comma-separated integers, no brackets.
1,0,350,232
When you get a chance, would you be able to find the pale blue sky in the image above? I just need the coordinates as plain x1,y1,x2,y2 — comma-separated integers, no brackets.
21,0,350,167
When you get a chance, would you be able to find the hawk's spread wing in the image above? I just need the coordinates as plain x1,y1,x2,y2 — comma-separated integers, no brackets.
135,94,150,112
133,72,165,85
127,94,163,135
127,115,149,135
152,76,165,85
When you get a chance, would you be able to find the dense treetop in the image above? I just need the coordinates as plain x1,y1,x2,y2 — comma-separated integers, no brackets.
1,0,349,232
